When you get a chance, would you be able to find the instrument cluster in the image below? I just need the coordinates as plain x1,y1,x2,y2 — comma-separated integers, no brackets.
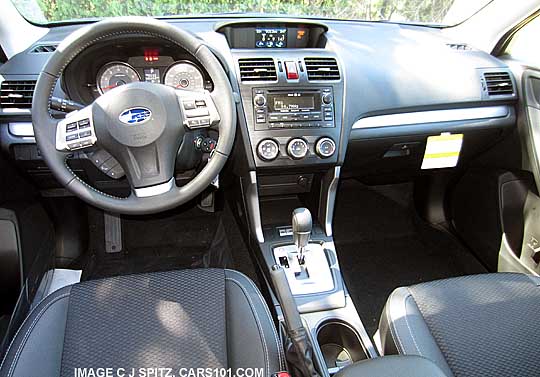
96,56,209,95
62,41,214,105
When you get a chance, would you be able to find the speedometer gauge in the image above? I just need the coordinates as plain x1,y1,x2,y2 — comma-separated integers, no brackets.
97,62,140,94
164,62,204,91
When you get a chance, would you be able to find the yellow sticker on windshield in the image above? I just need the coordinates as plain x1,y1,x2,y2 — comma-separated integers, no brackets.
421,133,463,170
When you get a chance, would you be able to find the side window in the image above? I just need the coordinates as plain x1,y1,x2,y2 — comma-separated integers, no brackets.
506,16,540,66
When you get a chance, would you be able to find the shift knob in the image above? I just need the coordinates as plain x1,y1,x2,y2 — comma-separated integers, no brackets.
292,208,312,251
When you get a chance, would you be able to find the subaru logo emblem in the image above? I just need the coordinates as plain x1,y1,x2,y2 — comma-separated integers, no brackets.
118,107,152,125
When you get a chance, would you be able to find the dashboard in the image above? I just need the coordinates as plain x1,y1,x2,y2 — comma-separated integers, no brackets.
0,17,518,189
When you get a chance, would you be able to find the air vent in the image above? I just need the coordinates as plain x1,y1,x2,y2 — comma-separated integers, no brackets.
304,58,340,81
0,80,36,109
29,44,57,53
483,72,514,96
238,58,277,82
446,43,472,51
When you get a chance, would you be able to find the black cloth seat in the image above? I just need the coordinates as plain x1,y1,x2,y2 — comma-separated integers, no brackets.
379,273,540,377
0,269,285,377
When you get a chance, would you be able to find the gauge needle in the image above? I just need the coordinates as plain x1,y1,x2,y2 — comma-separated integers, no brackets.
101,85,117,90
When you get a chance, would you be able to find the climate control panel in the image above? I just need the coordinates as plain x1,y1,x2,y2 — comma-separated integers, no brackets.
256,137,336,162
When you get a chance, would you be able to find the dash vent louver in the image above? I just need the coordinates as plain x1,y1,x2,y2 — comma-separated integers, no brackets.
29,44,58,53
0,80,36,109
304,57,340,81
483,72,514,96
238,58,277,82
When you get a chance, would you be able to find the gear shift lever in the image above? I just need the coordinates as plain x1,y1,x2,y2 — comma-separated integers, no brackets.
292,208,312,265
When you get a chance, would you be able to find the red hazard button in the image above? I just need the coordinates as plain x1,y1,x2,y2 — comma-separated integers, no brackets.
285,61,299,80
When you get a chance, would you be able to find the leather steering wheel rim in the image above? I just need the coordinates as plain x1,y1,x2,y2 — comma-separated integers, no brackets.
32,17,236,215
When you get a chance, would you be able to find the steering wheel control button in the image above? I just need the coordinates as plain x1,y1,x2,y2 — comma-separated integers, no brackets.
198,118,211,126
287,138,309,159
91,150,112,166
108,164,125,179
185,108,210,118
316,137,336,158
183,100,196,110
78,119,90,128
79,130,92,138
66,122,78,132
195,100,206,107
257,139,280,161
57,105,97,151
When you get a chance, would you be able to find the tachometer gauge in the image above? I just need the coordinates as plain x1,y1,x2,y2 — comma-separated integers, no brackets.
97,62,140,94
164,62,204,91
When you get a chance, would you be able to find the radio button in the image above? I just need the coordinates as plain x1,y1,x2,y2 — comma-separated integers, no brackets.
257,139,280,161
322,93,333,104
254,94,266,107
287,138,309,159
256,114,266,123
316,137,336,158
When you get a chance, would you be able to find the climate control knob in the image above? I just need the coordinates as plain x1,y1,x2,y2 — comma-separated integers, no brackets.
287,138,309,159
315,137,336,158
254,94,266,107
257,139,279,161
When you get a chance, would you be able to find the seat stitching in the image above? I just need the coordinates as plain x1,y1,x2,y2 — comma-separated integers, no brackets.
5,293,70,377
404,290,423,356
387,290,405,354
224,269,285,370
240,274,286,370
225,277,270,377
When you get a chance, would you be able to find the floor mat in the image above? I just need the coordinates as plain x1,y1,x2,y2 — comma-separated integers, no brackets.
333,180,487,336
81,201,260,286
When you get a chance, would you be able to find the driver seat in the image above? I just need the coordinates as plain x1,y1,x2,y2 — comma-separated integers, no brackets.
0,269,285,377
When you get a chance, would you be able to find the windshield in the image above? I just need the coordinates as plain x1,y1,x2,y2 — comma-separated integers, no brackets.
12,0,493,26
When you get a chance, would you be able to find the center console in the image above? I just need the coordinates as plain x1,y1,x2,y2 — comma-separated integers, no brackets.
219,20,375,376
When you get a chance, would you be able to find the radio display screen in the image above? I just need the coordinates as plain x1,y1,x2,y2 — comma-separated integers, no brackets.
255,27,287,48
269,93,317,112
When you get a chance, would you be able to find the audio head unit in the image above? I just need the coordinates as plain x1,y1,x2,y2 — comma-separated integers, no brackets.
252,88,335,130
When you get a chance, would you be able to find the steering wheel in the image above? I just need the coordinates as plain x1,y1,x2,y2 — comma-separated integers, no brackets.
32,17,236,215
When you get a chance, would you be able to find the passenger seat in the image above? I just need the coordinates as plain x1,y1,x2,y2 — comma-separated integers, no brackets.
379,273,540,376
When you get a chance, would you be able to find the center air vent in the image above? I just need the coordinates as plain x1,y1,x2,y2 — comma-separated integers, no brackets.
0,80,36,109
483,72,514,96
238,58,277,82
29,44,58,54
304,57,340,81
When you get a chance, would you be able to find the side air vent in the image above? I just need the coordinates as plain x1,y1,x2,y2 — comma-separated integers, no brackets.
483,72,514,96
29,44,58,53
304,57,340,81
446,43,472,51
238,58,277,82
0,80,36,109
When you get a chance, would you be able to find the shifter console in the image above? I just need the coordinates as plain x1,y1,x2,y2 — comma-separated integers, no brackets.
274,208,335,295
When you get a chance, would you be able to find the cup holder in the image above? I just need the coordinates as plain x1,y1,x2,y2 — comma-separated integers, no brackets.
316,320,368,373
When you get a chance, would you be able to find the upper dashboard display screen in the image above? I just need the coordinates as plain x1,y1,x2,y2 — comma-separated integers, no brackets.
255,27,287,48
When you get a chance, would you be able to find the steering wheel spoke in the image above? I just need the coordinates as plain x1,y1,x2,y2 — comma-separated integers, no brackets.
133,177,176,198
56,104,97,151
176,89,221,130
